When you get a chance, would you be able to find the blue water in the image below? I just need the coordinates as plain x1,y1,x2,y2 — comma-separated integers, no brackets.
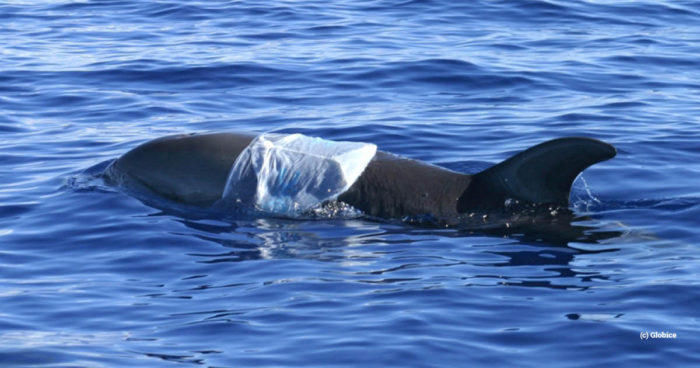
1,0,699,366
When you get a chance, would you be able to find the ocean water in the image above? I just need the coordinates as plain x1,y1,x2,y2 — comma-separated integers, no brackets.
1,0,699,366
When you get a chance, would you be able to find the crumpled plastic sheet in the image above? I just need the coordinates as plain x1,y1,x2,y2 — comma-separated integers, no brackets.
221,133,377,215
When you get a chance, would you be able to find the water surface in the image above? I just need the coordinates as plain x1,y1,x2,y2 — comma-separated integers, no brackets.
1,0,699,366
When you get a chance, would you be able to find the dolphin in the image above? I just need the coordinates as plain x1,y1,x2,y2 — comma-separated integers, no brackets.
105,132,616,222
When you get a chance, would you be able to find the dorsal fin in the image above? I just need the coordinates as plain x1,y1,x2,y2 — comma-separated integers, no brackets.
457,137,616,212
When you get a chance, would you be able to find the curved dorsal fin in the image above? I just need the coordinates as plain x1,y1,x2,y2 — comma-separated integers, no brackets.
458,137,616,212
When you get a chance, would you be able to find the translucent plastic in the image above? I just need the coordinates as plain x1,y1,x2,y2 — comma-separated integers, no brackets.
221,133,377,214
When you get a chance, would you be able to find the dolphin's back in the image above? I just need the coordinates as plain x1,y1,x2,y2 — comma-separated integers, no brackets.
338,152,472,219
107,132,255,206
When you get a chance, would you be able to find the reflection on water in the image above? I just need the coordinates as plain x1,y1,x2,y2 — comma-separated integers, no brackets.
179,217,384,263
150,197,629,293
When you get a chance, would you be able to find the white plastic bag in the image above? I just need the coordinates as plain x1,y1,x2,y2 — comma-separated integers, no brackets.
221,133,377,214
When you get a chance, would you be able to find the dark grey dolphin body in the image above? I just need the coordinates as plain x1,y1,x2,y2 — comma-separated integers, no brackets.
105,132,616,221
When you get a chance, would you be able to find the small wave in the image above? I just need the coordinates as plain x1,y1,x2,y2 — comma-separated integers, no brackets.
77,63,298,88
346,59,538,91
0,123,28,133
64,160,116,193
603,55,700,69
